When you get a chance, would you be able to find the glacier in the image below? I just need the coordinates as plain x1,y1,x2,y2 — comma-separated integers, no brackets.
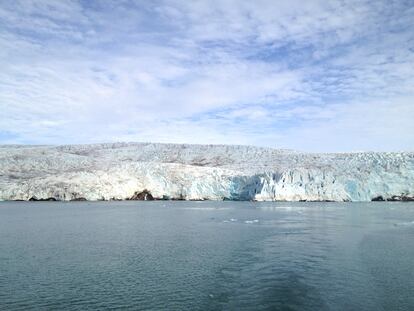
0,142,413,202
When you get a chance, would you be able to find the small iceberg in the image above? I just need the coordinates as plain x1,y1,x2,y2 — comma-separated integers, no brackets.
244,219,259,224
223,218,238,223
394,220,414,227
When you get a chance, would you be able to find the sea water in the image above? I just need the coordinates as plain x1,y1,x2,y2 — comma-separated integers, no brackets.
1,201,413,310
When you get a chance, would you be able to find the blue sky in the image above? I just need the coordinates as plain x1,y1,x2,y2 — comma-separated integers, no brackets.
0,0,413,151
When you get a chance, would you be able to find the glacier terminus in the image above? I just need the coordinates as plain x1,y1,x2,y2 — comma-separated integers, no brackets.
1,143,413,202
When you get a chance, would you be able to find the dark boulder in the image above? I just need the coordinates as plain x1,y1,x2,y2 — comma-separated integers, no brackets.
387,195,401,201
44,197,57,201
29,197,57,201
371,196,385,201
171,193,185,200
129,190,154,201
386,195,414,202
70,197,87,201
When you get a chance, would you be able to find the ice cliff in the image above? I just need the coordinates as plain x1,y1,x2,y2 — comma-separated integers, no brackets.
0,143,413,202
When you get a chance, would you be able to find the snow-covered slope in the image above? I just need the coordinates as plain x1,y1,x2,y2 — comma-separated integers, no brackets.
0,143,413,201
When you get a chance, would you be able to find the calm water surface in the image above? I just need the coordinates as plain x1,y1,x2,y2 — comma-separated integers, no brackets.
0,201,413,310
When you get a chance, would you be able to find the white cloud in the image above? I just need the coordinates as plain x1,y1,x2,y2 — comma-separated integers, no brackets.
0,0,413,151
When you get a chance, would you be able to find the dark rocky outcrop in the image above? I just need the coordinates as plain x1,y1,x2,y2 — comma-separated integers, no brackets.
387,195,414,202
129,190,154,200
70,197,87,201
171,193,185,201
371,196,385,201
29,196,57,201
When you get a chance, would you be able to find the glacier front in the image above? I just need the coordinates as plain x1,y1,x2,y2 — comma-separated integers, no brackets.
0,143,413,202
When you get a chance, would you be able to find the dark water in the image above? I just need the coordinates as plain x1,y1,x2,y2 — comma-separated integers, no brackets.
1,201,414,311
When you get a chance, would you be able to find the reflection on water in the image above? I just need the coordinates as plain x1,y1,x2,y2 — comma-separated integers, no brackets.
0,201,413,310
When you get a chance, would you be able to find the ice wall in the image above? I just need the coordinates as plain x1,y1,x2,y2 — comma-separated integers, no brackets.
0,143,413,201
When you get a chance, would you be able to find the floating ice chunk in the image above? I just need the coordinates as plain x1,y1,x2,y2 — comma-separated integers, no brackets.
394,221,414,227
244,219,259,224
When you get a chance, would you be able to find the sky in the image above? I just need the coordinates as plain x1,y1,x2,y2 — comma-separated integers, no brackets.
0,0,414,152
